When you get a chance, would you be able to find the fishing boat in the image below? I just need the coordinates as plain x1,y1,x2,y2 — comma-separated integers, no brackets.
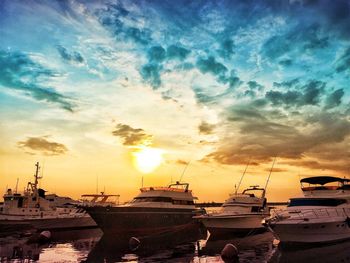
195,159,275,237
265,176,350,245
85,181,204,237
0,162,96,234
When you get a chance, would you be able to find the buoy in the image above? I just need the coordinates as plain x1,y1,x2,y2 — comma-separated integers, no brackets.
221,243,239,263
38,230,51,243
27,230,51,244
129,237,140,251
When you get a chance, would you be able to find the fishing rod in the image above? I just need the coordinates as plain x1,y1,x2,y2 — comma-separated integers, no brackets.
263,156,277,197
179,160,191,182
235,157,251,194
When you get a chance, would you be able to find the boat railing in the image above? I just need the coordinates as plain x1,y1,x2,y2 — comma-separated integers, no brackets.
280,207,350,220
140,186,192,193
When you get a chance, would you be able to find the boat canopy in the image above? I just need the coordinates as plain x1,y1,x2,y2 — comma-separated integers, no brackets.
300,176,350,185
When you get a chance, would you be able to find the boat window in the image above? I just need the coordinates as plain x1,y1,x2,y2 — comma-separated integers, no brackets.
288,198,347,207
132,197,173,203
173,200,194,205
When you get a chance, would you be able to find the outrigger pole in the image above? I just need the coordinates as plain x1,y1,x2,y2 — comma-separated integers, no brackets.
263,156,277,197
235,157,251,194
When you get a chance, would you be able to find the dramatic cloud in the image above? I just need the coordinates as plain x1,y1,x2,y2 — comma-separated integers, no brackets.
0,50,75,111
112,124,153,146
198,121,216,135
17,136,68,156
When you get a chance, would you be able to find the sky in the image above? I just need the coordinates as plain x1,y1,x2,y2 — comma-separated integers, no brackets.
1,0,350,202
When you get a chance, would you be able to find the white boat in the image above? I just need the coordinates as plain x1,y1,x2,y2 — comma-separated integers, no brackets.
266,176,350,245
195,186,269,236
195,159,275,237
0,162,96,233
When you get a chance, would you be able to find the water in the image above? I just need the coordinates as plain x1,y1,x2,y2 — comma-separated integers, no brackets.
1,228,350,262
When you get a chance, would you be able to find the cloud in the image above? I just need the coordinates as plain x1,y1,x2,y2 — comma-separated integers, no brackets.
196,56,227,78
166,45,191,60
335,47,350,73
0,50,75,111
218,39,235,58
205,105,350,171
57,45,84,63
198,121,216,135
266,80,325,107
324,89,344,109
147,46,166,62
17,136,68,156
112,123,153,146
140,63,163,89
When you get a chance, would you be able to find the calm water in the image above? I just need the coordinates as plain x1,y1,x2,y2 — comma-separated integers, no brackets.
1,227,350,263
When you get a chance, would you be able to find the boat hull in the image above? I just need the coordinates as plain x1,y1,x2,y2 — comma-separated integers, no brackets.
0,216,96,233
269,218,350,246
199,214,267,237
85,206,201,237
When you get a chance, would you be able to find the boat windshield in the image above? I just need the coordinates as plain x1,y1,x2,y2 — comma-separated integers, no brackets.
242,188,264,198
288,198,347,207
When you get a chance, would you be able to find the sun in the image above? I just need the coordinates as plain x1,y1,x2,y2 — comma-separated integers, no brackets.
133,147,163,173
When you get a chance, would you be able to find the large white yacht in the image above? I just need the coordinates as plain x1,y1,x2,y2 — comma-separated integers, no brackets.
0,162,96,233
85,181,204,237
266,176,350,245
195,186,269,236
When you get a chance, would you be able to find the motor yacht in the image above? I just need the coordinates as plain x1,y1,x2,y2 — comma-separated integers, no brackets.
0,162,96,233
265,176,350,245
195,186,269,236
195,159,275,237
85,181,204,237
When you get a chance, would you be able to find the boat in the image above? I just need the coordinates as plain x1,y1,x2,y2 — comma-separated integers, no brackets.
84,181,205,237
195,186,269,237
195,159,274,237
265,176,350,246
0,162,96,234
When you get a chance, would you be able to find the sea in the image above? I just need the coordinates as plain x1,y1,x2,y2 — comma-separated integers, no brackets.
1,206,350,263
1,226,350,262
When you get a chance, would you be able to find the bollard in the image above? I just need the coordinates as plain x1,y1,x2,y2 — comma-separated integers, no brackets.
221,243,239,263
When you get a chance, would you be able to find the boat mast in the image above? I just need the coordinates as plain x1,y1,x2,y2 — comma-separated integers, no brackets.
235,158,251,194
263,157,277,198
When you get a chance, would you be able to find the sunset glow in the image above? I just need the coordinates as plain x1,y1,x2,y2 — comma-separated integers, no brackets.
1,0,350,203
133,147,164,174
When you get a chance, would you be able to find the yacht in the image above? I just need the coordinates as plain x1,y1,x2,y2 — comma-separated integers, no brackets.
0,162,96,233
265,176,350,245
195,186,269,236
195,160,275,236
85,181,204,237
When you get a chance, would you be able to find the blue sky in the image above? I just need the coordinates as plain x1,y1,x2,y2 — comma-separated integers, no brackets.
1,0,350,200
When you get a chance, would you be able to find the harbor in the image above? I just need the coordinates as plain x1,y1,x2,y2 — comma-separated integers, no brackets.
2,0,350,261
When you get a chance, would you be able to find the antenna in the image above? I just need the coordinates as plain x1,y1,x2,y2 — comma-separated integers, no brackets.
96,174,99,195
263,157,277,197
141,175,144,188
179,160,191,182
15,178,19,194
235,158,251,194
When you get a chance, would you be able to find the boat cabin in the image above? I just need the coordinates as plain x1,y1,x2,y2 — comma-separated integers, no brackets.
128,182,197,208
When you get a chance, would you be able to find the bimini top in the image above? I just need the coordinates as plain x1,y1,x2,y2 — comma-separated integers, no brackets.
300,176,350,185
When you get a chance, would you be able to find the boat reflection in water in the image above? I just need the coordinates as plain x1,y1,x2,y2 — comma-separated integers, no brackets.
199,232,276,263
85,223,206,263
270,239,350,263
0,228,102,262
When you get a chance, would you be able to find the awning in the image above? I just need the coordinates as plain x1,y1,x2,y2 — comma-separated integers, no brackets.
300,176,350,185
